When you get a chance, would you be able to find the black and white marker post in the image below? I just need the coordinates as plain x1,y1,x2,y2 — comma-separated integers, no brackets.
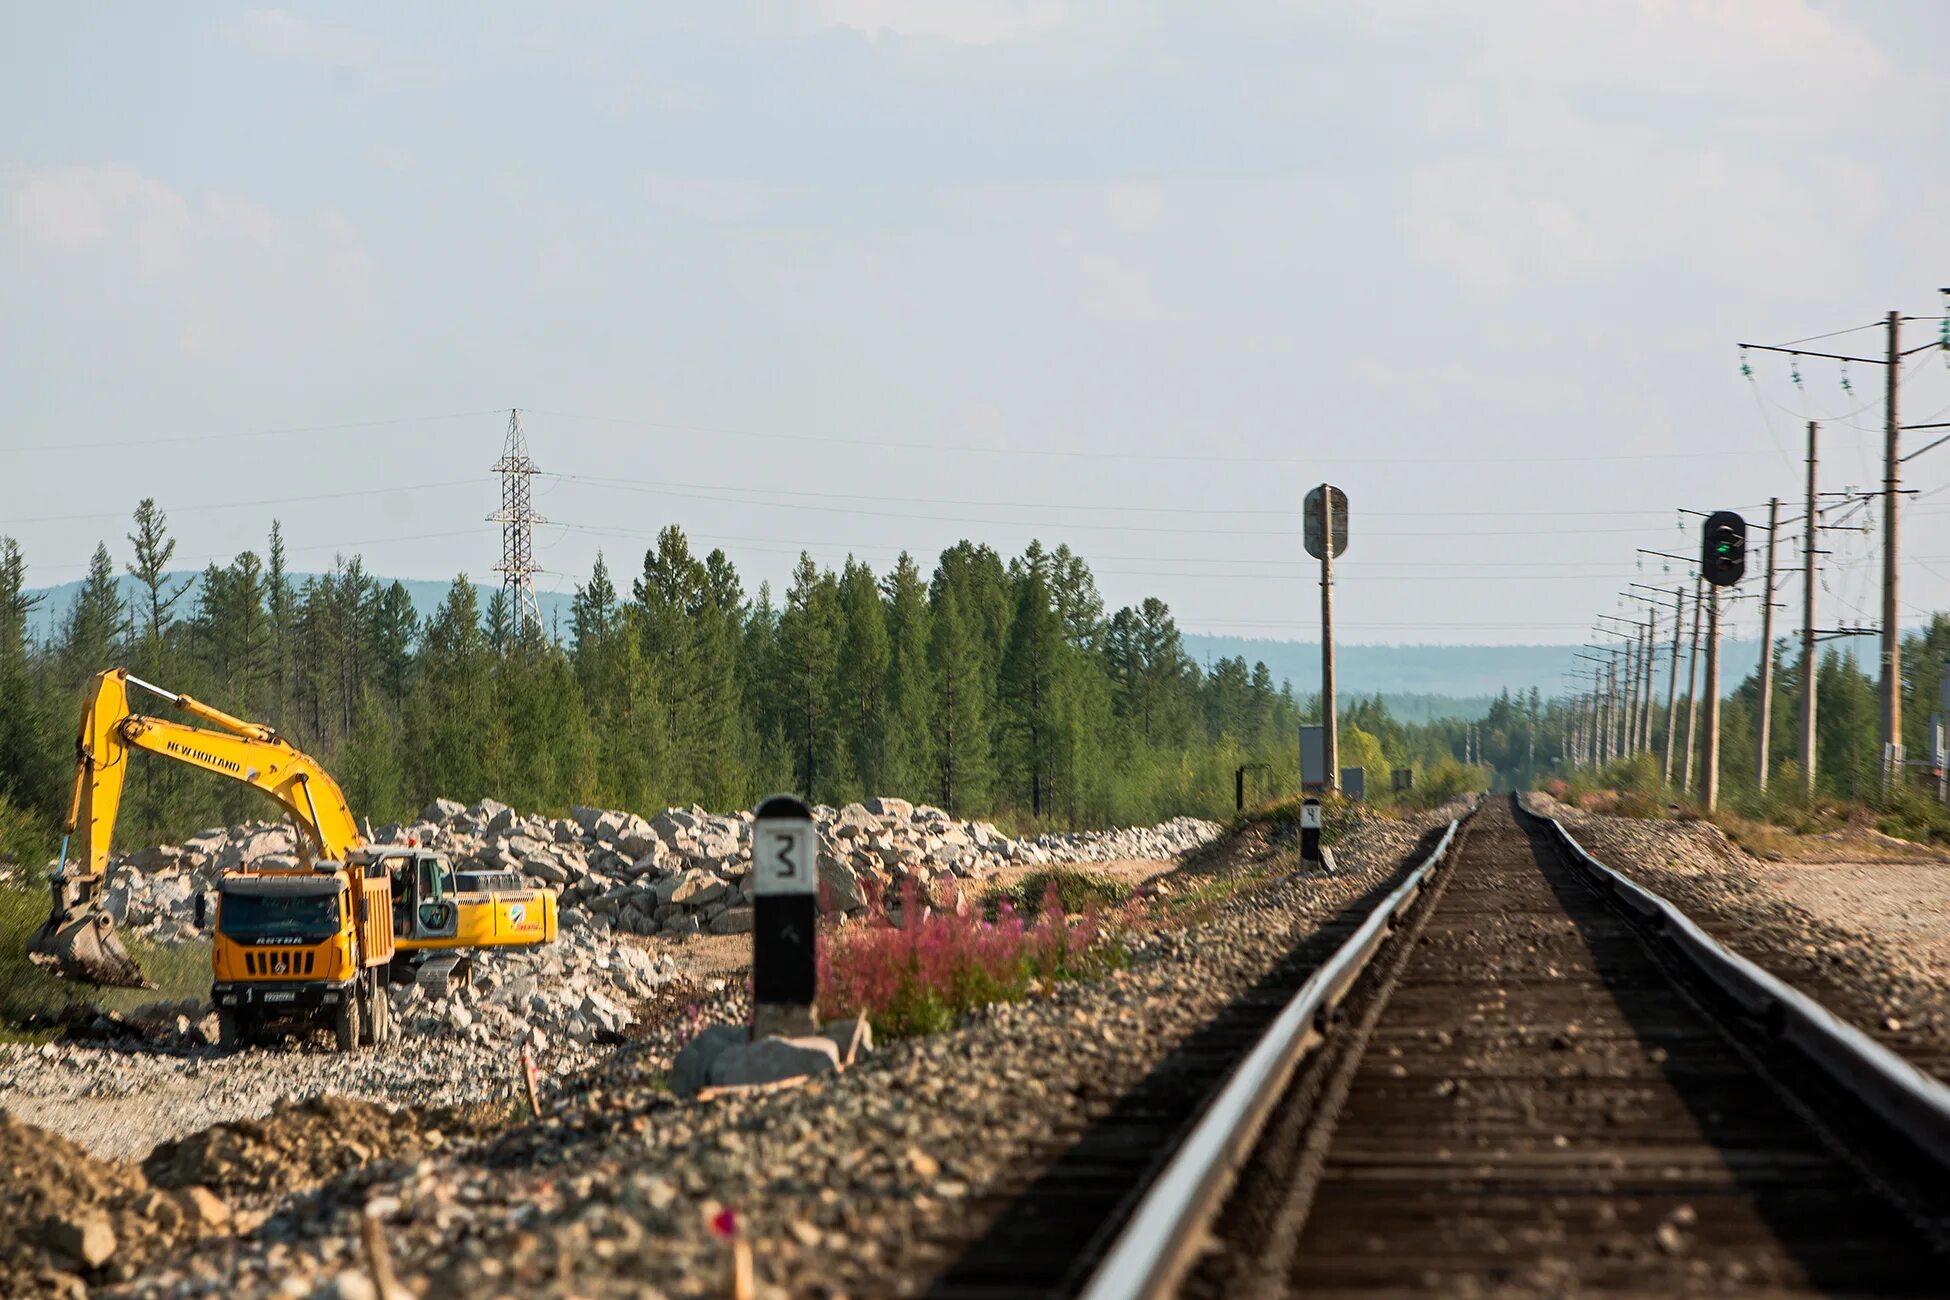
751,794,819,1038
1299,797,1336,873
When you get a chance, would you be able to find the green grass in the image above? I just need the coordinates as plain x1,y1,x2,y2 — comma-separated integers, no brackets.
0,884,211,1037
991,867,1134,918
1150,867,1277,925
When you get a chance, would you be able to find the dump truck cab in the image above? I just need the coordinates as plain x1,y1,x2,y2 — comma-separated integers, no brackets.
208,863,395,1050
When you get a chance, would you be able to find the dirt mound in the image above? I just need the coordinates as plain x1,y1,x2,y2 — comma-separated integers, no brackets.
0,1111,227,1295
143,1093,437,1199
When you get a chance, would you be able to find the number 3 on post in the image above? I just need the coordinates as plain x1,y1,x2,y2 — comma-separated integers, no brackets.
755,814,814,897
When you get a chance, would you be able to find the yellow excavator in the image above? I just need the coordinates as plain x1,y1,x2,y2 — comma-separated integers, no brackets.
29,668,557,1047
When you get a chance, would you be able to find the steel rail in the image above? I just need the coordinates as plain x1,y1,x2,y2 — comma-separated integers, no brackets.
1522,799,1950,1178
1076,811,1466,1300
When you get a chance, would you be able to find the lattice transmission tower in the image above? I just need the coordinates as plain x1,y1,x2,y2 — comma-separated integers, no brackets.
489,409,547,640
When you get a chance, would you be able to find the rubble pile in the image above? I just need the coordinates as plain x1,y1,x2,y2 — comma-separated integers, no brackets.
404,795,1220,939
90,796,1222,945
386,927,678,1055
0,1111,230,1292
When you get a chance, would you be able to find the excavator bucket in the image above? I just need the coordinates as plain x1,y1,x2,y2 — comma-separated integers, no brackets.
27,873,148,989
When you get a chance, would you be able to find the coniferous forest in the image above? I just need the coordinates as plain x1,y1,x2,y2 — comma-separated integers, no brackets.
10,500,1944,865
12,497,1949,871
1,501,1461,858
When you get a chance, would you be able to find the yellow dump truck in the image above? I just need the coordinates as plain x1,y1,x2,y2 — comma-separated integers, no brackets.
30,668,556,1046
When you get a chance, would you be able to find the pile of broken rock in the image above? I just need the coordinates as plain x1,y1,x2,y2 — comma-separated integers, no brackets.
91,796,1221,946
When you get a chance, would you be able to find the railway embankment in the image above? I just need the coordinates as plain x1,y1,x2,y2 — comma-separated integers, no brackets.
4,799,1452,1297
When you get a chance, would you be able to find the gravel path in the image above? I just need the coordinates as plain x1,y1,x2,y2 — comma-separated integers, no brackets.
103,802,1464,1299
1527,795,1950,1084
0,1029,590,1163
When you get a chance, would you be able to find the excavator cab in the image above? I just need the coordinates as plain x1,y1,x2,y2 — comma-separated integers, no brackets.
392,852,459,940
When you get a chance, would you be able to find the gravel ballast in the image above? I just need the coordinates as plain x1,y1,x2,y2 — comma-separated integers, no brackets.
1527,794,1950,1084
88,801,1463,1299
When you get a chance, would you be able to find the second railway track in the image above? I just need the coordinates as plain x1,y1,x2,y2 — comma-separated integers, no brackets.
967,795,1950,1298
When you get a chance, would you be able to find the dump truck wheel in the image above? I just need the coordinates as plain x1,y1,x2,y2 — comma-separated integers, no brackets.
363,971,392,1047
334,992,362,1052
218,1009,243,1052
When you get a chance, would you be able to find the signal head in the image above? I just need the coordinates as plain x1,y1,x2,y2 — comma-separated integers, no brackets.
1701,510,1747,587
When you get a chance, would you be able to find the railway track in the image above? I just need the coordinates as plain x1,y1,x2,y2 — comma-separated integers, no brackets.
939,796,1950,1298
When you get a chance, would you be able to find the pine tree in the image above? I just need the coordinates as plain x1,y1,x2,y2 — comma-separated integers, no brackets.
404,576,496,802
837,557,890,797
999,567,1066,817
928,585,991,814
125,498,186,677
778,554,846,802
266,521,296,730
694,548,755,809
1048,544,1104,649
880,552,934,797
634,526,708,799
61,543,123,685
370,581,418,708
341,685,407,824
0,539,59,827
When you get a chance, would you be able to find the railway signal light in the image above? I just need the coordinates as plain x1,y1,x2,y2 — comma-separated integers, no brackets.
1702,511,1746,587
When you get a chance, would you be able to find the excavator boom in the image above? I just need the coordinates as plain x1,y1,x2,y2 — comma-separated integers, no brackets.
30,669,366,986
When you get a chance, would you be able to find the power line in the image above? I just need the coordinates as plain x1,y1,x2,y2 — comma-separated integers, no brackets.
528,406,1749,467
4,409,503,454
0,479,481,527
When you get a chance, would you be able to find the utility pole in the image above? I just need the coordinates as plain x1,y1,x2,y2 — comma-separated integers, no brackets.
1607,655,1621,765
1684,578,1704,794
1641,614,1659,753
1803,423,1820,796
1881,310,1903,786
1756,497,1780,791
1703,584,1722,812
1318,487,1338,795
1663,587,1685,785
1635,617,1654,754
1743,309,1929,790
1621,632,1640,757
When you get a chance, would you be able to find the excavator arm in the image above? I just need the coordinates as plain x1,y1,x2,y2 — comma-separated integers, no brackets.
67,669,365,870
32,668,366,986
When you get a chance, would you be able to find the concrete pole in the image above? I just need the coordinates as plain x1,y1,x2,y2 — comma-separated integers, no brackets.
1606,662,1622,771
1756,497,1780,792
1881,310,1903,787
1622,632,1640,757
1703,584,1722,812
1803,422,1820,797
1641,614,1659,753
1663,586,1685,785
1684,578,1704,794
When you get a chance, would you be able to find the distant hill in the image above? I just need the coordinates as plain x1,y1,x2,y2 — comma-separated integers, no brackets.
23,572,1772,724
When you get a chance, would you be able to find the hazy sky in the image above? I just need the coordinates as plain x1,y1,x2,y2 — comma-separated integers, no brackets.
5,1,1948,652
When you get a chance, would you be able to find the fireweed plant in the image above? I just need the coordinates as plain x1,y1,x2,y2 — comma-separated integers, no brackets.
817,877,1129,1037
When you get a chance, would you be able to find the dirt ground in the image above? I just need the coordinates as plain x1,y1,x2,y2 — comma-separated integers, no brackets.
1752,856,1950,982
